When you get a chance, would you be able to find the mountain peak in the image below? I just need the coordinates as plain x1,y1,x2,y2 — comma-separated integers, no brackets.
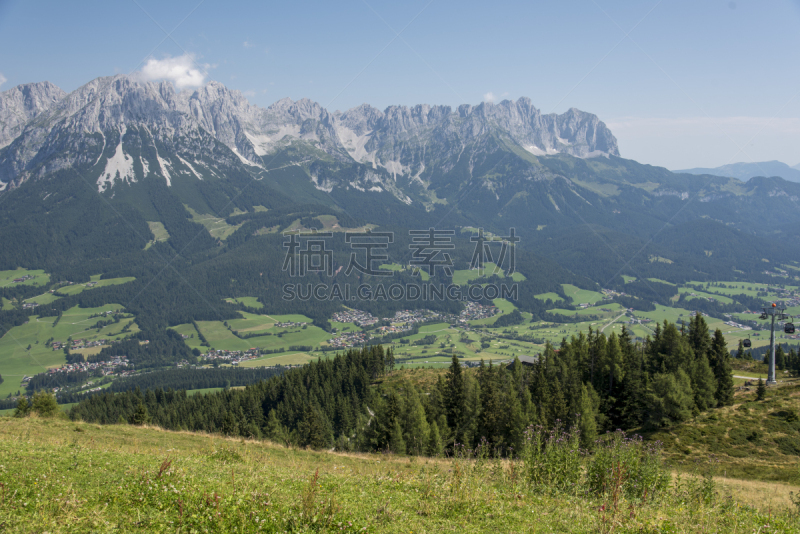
0,81,66,148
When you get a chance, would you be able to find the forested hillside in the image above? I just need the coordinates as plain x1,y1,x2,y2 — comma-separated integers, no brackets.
71,315,735,454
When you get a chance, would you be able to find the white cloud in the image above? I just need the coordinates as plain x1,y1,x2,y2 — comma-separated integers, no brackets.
0,72,7,88
243,41,254,48
140,54,207,89
242,90,255,97
483,92,496,103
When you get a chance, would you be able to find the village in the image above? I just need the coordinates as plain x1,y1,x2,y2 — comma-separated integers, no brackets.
201,348,262,365
332,309,378,326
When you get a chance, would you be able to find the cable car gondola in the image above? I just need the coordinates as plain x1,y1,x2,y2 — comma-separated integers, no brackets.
785,317,796,335
743,335,752,348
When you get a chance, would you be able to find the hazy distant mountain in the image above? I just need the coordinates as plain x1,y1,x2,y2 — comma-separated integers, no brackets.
674,161,800,183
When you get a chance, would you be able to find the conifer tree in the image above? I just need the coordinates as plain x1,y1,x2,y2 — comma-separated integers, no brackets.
13,397,30,418
402,387,430,455
389,420,406,455
265,409,288,445
577,384,598,449
691,353,718,411
736,339,746,359
504,378,527,453
710,329,734,406
602,333,625,395
646,370,694,427
427,421,443,457
756,378,766,401
776,345,786,371
31,391,59,417
688,313,711,359
130,402,150,425
444,354,466,444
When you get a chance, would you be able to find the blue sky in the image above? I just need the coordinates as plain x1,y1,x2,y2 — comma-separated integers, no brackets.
1,0,799,169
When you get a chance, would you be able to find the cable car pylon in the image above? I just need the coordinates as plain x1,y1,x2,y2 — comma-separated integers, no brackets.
758,303,790,385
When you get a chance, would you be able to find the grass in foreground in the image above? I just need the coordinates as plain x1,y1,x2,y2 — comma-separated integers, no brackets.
0,418,799,532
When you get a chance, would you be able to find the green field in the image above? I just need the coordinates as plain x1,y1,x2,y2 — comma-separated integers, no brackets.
0,304,138,398
184,205,243,240
23,275,136,306
533,291,561,302
646,278,676,285
238,352,318,367
144,221,170,249
561,284,605,305
171,313,328,353
452,262,503,285
14,275,137,308
224,296,264,309
0,268,49,288
551,302,623,318
377,263,430,280
678,286,734,304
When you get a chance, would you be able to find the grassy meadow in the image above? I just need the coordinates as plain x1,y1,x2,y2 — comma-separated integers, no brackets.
0,416,797,533
0,269,49,288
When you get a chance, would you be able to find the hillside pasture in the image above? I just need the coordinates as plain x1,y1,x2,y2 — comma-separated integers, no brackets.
0,304,137,398
0,268,49,288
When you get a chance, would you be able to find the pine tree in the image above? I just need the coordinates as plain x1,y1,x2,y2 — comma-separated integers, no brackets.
31,391,59,417
388,420,406,455
776,345,786,371
577,384,598,449
756,378,766,401
691,353,718,411
736,339,746,360
402,387,430,455
710,329,734,406
426,421,443,457
504,379,527,453
602,333,625,394
130,402,150,425
646,370,694,427
265,409,288,444
444,354,466,444
688,314,711,359
13,397,30,418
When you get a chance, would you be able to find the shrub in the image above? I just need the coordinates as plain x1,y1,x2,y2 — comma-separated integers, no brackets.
30,391,59,418
586,431,669,500
775,437,800,456
520,423,582,494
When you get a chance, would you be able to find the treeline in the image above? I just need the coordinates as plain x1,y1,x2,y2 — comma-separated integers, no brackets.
71,317,734,455
108,367,283,396
734,341,800,376
70,345,394,444
26,371,94,393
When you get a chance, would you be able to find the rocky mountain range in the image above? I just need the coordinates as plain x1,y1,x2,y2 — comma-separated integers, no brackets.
0,75,618,196
1,74,799,254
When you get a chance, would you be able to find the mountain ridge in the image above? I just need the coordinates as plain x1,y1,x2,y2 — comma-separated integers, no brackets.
674,160,800,184
0,75,618,193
